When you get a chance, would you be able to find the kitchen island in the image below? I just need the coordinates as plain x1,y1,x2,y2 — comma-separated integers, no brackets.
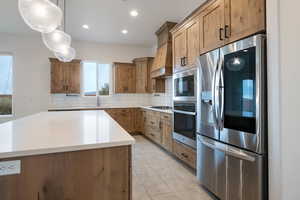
0,111,135,200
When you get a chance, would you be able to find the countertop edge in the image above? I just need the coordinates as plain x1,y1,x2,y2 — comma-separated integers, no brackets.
0,139,135,160
48,106,173,114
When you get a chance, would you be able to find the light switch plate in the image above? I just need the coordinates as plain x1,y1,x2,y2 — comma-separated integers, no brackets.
0,160,21,176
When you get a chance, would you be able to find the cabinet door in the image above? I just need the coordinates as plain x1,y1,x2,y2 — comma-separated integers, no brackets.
115,63,136,93
51,61,65,93
186,19,200,67
199,0,225,54
224,0,265,43
135,61,148,93
161,114,173,152
65,63,81,94
173,30,187,72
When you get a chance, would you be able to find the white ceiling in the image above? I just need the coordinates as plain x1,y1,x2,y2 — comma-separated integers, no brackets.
0,0,206,47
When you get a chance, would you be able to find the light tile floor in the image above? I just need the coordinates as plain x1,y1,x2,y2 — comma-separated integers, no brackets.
132,136,216,200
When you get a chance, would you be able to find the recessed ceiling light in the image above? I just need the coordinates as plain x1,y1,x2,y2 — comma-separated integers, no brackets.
121,29,128,34
130,10,139,17
82,24,89,30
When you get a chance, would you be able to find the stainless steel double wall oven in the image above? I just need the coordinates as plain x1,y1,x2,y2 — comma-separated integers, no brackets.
196,34,268,200
173,68,198,149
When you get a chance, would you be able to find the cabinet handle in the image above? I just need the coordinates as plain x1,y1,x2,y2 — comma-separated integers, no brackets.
180,57,183,66
225,25,230,38
181,153,189,158
159,121,162,129
184,57,187,66
219,28,224,41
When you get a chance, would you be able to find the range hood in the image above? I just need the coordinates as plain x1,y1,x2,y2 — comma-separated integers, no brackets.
151,22,177,78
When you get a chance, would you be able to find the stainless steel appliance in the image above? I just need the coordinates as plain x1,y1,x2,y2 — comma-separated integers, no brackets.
173,101,197,149
173,68,197,102
196,34,268,200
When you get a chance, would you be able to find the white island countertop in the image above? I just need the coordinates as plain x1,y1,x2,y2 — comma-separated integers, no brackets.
0,111,135,159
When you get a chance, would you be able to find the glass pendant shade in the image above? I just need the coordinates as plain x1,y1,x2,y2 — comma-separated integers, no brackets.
18,0,63,33
54,46,76,62
42,30,71,52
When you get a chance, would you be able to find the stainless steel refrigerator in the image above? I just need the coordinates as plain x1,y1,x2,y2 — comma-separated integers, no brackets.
196,34,268,200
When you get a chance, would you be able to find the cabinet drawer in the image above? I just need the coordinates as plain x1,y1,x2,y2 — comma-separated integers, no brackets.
173,140,196,169
145,125,161,144
146,111,160,127
160,113,172,122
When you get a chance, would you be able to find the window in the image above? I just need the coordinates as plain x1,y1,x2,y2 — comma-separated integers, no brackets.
0,55,13,116
83,62,111,96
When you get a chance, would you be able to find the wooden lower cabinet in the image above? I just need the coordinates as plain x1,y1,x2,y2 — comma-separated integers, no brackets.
105,108,136,134
173,140,197,169
160,113,173,152
0,146,131,200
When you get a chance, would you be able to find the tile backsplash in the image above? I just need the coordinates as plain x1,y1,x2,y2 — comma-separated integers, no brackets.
49,77,173,109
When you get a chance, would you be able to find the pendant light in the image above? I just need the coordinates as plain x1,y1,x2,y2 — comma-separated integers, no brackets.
54,46,76,62
18,0,62,33
42,28,71,52
52,0,76,62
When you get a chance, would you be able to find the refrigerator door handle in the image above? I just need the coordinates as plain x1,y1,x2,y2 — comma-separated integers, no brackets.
200,137,256,162
218,59,225,130
212,60,219,129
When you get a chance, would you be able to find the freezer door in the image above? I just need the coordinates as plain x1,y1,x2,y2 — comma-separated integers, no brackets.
197,135,267,200
197,49,220,140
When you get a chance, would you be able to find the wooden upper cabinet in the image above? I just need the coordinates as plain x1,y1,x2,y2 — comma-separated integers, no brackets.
172,15,200,73
133,57,154,93
114,62,136,93
173,30,187,72
50,58,81,94
199,0,225,54
224,0,266,43
65,63,81,93
186,19,200,67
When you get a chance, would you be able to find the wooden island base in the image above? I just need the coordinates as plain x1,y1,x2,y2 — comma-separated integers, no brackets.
0,146,132,200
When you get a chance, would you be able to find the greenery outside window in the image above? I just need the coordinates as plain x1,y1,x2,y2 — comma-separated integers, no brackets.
0,54,13,116
82,62,111,96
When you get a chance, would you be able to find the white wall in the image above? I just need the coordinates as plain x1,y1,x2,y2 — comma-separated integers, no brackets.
0,33,153,123
0,33,51,124
277,0,300,199
267,0,300,199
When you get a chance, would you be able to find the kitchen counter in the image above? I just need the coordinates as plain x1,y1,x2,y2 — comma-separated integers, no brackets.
48,106,173,114
47,105,140,111
0,110,135,159
140,106,173,114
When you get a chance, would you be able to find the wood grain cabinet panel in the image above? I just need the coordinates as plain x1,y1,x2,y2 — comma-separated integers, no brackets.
114,63,136,93
224,0,266,43
105,108,135,133
50,58,81,94
160,113,173,152
173,30,187,72
173,140,196,169
133,57,154,93
186,20,200,67
0,146,131,200
199,0,225,54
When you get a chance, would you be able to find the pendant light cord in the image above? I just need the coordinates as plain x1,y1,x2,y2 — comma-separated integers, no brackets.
55,0,66,32
64,0,66,32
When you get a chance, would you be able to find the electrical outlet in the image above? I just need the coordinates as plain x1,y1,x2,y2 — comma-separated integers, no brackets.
0,160,21,176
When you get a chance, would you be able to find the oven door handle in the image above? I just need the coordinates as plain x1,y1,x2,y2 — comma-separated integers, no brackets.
200,137,255,162
173,110,196,116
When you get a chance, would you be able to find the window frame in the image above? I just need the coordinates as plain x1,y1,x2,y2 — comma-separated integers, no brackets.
0,53,14,118
81,61,112,97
